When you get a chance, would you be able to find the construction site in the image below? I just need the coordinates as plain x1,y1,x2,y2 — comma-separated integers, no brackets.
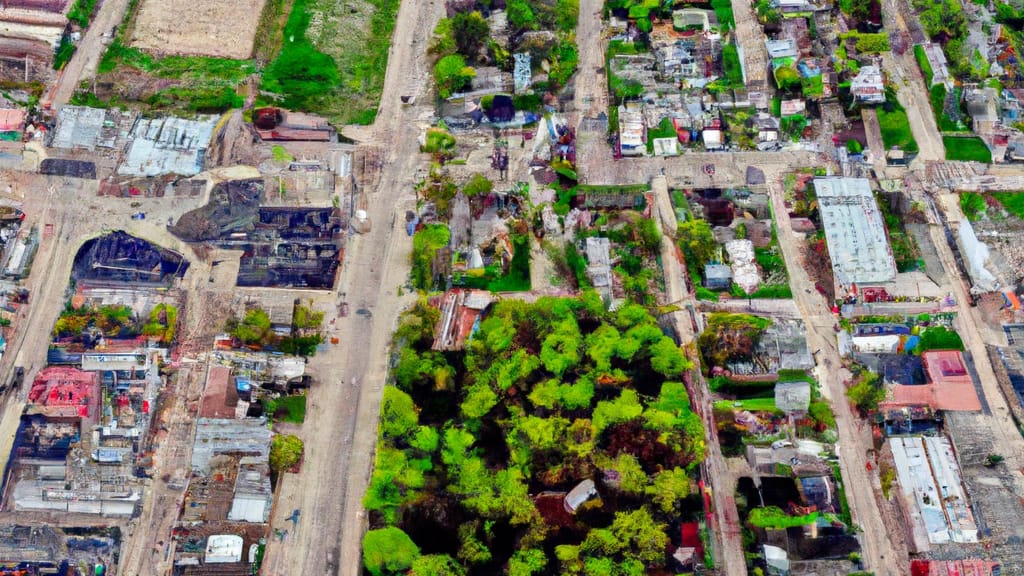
0,524,119,575
171,179,343,290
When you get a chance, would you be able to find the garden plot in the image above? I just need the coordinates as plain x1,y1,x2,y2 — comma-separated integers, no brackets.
129,0,268,59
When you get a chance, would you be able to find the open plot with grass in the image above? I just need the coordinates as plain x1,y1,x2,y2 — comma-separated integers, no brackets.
260,0,400,125
264,394,307,424
78,0,258,113
944,136,992,163
877,106,919,153
129,0,267,59
992,192,1024,219
713,397,779,412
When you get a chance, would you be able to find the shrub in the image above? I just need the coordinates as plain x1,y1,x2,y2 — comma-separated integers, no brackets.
269,434,304,473
434,54,475,98
363,527,420,576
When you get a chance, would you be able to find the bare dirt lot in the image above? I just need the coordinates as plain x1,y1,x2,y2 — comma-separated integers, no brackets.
128,0,267,59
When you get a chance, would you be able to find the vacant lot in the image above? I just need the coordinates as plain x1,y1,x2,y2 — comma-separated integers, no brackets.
944,136,992,163
261,0,400,124
130,0,267,59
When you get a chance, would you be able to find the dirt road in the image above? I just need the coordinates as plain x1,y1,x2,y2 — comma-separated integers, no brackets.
651,176,748,575
767,178,908,576
48,0,133,109
881,4,945,163
259,0,443,574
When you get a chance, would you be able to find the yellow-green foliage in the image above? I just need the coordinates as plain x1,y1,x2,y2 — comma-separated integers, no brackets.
142,303,178,343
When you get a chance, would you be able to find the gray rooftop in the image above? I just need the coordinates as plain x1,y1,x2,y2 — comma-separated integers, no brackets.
118,115,218,177
813,178,896,286
191,417,271,473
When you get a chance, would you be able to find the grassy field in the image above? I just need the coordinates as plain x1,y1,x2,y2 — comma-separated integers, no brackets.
944,136,992,163
993,192,1024,219
878,106,919,153
77,0,255,113
261,0,400,125
264,394,307,423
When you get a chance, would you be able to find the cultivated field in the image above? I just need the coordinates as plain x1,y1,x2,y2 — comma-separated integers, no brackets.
128,0,267,59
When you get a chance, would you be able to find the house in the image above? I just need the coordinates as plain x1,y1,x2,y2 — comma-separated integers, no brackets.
775,380,811,414
920,43,952,88
780,98,806,116
752,113,780,142
964,87,1000,135
774,0,813,13
851,66,886,104
584,237,613,297
704,263,732,289
766,39,798,60
564,479,598,513
618,103,645,157
703,125,724,150
253,108,336,142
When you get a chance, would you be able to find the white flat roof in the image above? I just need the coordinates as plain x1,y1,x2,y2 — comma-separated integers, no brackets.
813,178,896,286
890,436,977,545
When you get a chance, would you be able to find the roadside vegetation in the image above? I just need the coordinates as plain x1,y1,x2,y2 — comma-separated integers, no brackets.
992,192,1024,219
363,296,705,575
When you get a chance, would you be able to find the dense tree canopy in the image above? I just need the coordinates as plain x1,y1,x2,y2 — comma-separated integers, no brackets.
363,295,707,574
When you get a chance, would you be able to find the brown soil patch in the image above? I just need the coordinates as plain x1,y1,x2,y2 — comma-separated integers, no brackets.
128,0,267,59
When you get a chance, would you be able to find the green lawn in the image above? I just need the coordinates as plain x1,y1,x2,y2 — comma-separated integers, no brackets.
943,136,992,163
877,107,919,153
914,44,933,81
713,397,779,412
993,192,1024,219
710,0,735,28
264,394,307,424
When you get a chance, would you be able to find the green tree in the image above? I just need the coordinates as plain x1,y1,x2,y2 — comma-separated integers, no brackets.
462,173,493,197
269,434,304,473
457,524,491,565
593,389,643,435
411,554,466,576
775,66,800,91
507,0,537,30
611,453,648,495
647,467,691,513
634,217,661,253
381,387,419,440
556,0,580,32
677,219,717,271
363,448,427,523
648,337,690,377
411,224,451,290
363,527,420,576
847,377,884,413
451,11,490,58
509,548,548,576
461,382,499,419
916,326,964,352
409,425,440,453
230,307,271,344
434,54,476,98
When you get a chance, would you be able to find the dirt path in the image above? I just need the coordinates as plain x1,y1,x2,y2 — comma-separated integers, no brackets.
48,0,133,109
258,0,443,573
768,176,908,576
651,176,749,576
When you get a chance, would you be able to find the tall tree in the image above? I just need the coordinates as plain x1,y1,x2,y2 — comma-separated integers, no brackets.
451,12,490,58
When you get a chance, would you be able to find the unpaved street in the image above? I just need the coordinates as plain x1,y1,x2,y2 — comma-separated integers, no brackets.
768,177,908,576
48,0,133,108
258,0,444,573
